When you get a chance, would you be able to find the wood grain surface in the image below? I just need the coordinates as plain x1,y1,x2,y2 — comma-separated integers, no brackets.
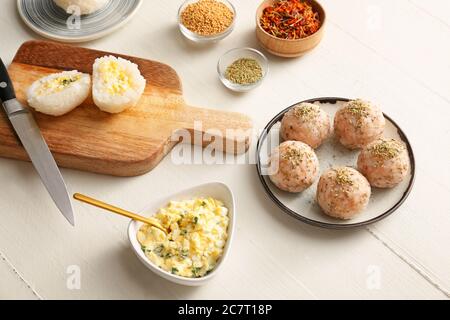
0,41,253,176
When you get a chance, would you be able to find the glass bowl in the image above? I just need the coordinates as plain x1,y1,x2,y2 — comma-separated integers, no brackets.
178,0,236,43
217,47,269,92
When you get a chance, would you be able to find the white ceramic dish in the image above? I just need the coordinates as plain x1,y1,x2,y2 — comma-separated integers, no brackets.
256,97,416,229
17,0,142,43
178,0,236,43
128,182,236,286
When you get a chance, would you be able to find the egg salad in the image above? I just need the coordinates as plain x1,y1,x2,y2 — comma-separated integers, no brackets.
26,70,91,117
36,73,82,96
137,198,229,278
97,59,132,95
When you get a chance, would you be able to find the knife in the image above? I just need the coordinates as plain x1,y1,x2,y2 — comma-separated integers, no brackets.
0,58,75,226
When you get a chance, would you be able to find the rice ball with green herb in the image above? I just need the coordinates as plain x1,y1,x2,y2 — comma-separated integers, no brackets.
317,167,371,220
269,141,319,193
281,103,331,149
334,99,385,150
357,138,410,188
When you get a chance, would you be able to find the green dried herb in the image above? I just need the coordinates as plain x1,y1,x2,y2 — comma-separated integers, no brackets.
60,77,78,87
369,139,404,160
344,100,372,129
345,100,370,117
334,168,354,186
282,146,307,167
293,103,319,120
225,58,263,85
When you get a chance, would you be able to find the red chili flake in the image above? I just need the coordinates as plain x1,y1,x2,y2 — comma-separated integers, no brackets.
260,0,321,40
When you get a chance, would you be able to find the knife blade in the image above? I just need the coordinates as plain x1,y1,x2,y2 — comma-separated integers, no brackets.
0,58,74,226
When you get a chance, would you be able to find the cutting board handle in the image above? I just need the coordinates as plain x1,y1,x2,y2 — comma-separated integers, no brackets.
178,105,253,155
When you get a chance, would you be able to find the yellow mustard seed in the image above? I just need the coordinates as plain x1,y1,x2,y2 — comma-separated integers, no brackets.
181,0,234,36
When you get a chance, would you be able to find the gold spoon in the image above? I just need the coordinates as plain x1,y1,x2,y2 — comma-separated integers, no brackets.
73,193,168,234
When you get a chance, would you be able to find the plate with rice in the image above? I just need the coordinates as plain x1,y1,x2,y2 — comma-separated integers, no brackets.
17,0,142,43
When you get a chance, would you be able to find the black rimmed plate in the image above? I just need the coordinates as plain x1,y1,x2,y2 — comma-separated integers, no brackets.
256,97,416,229
17,0,142,43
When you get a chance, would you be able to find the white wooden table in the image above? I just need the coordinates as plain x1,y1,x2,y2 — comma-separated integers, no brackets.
0,0,449,300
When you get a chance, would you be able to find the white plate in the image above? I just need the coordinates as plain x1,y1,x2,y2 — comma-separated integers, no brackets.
128,182,236,286
256,97,416,229
17,0,142,43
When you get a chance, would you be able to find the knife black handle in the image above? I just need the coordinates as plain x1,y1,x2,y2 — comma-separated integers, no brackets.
0,58,16,103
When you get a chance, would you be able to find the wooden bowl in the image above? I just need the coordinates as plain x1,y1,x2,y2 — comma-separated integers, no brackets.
256,0,326,58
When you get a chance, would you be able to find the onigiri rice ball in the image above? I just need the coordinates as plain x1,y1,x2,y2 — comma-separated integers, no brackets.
357,138,410,188
53,0,109,15
280,103,331,149
92,56,146,114
334,99,385,150
27,70,91,116
316,167,371,220
268,141,320,193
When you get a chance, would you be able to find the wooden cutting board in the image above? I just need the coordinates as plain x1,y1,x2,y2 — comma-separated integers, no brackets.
0,41,253,176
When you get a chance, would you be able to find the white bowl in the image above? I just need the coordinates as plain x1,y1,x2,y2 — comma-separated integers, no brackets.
128,182,236,286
